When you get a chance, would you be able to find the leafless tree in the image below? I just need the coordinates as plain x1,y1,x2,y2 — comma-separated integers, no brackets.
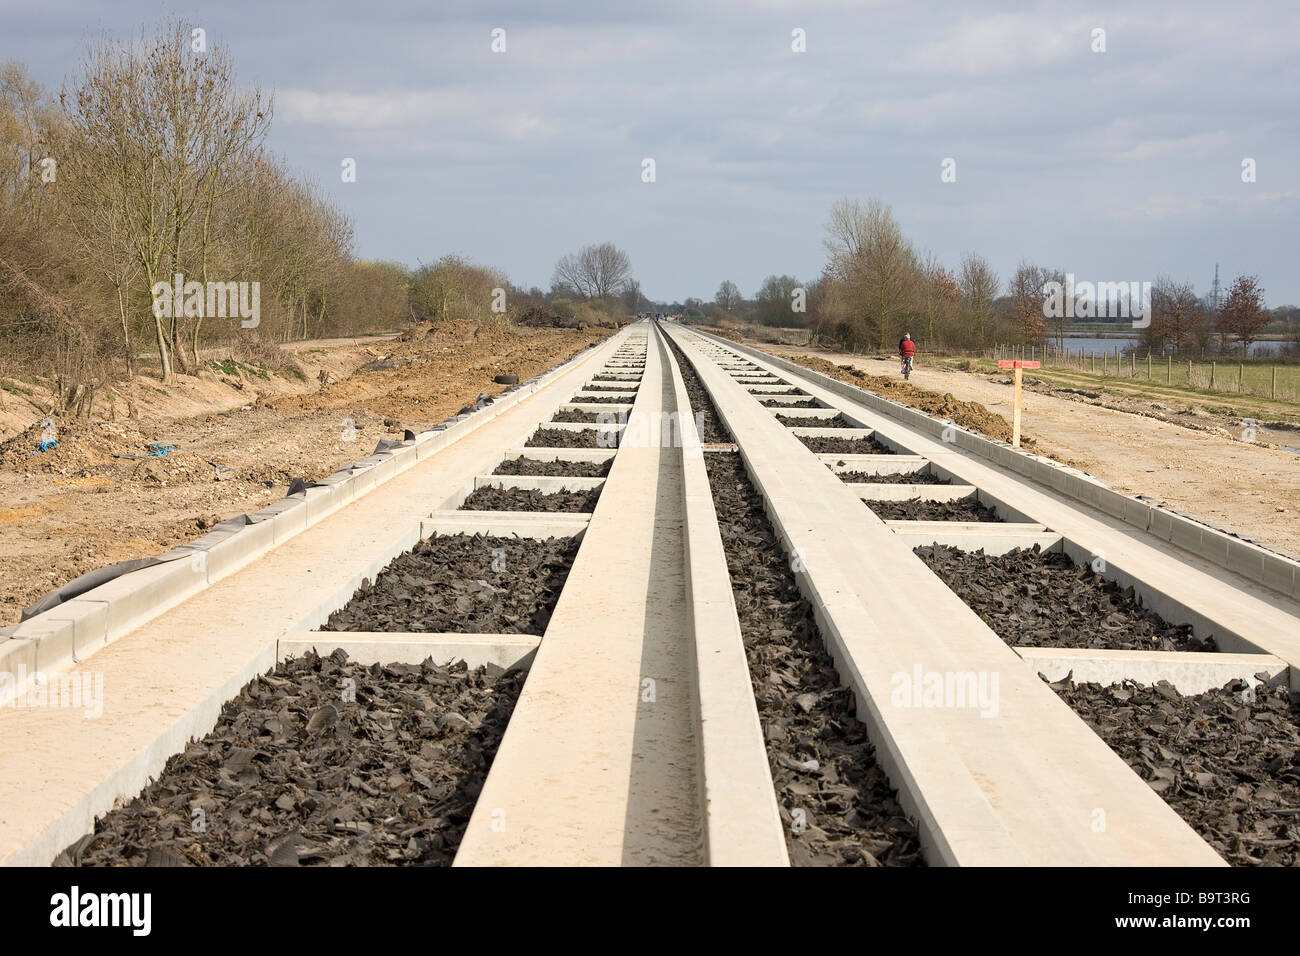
552,241,633,300
714,279,742,312
1006,261,1052,343
958,253,999,348
823,198,919,348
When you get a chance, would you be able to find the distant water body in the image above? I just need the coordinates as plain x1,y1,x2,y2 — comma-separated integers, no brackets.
1050,335,1286,358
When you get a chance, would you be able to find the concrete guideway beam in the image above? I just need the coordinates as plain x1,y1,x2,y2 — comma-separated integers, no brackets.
0,330,625,697
712,332,1300,605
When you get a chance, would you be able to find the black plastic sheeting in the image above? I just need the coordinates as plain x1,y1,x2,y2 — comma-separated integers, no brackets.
20,555,182,621
18,514,268,622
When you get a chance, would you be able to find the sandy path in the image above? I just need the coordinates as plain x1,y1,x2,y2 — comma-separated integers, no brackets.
766,346,1300,558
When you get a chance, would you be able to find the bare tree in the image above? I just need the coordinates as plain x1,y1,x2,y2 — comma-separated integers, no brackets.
1147,276,1204,355
823,198,919,348
958,253,999,348
916,252,959,346
59,20,271,379
755,274,803,327
552,241,632,299
714,279,742,312
1006,261,1051,343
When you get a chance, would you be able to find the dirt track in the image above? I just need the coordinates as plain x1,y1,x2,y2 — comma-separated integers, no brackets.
765,345,1300,558
0,322,611,625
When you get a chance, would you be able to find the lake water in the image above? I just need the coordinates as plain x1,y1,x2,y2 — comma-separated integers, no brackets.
1046,336,1287,358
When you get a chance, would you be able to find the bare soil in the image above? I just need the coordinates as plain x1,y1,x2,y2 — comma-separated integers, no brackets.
0,322,609,625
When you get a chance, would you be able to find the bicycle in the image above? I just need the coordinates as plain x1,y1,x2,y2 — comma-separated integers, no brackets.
900,355,914,380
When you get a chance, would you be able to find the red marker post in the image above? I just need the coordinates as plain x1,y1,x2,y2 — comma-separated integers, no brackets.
998,359,1040,448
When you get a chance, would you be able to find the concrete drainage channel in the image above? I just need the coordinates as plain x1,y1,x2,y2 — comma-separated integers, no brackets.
6,317,1300,867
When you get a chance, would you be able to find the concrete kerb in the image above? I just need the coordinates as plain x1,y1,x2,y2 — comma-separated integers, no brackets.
5,636,281,868
1016,647,1287,696
277,630,541,671
702,331,1300,601
660,329,790,867
0,330,626,691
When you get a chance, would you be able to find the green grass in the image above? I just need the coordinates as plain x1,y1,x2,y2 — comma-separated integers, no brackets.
207,358,270,380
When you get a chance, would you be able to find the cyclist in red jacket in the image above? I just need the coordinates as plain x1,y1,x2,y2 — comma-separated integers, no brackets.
898,333,916,379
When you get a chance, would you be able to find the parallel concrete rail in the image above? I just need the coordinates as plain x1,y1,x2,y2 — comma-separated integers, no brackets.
2,318,1297,867
662,324,1300,866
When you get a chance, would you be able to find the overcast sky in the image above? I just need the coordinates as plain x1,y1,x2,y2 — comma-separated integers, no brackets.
4,0,1298,304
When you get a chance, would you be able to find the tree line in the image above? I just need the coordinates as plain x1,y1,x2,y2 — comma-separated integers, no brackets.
697,198,1298,357
0,23,644,419
0,22,418,414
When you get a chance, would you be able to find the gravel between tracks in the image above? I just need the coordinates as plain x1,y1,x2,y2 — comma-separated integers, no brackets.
705,450,924,866
777,414,854,429
866,498,1002,522
665,338,734,443
914,544,1216,651
525,428,613,448
761,398,823,408
835,469,944,484
550,409,622,424
59,650,525,867
798,434,895,454
321,533,579,634
1052,677,1300,865
492,455,612,477
460,486,601,513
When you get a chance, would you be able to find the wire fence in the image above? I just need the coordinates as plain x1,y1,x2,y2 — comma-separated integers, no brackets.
991,343,1299,402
